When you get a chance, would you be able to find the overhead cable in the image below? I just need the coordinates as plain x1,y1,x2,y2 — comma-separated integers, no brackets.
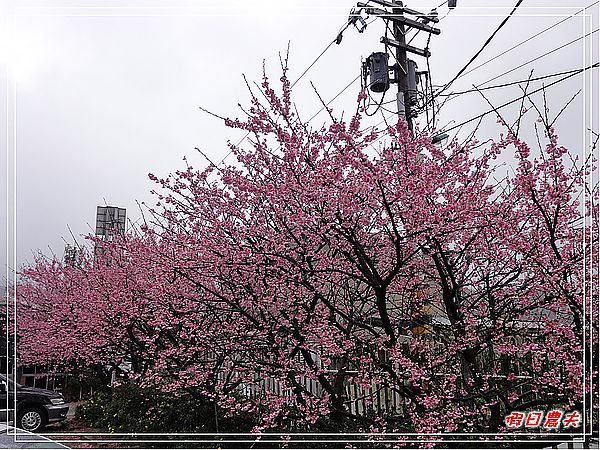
439,62,599,134
367,63,598,138
437,0,525,96
436,66,597,96
477,28,599,87
457,0,599,81
292,15,377,88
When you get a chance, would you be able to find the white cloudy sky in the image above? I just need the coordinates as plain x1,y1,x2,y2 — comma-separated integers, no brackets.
1,0,598,281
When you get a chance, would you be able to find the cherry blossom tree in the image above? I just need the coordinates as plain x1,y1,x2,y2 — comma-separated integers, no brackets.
17,65,597,441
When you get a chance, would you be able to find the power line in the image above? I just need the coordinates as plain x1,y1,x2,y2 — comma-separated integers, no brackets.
291,40,337,88
436,66,595,96
425,33,435,131
367,62,598,140
218,15,373,165
429,1,598,114
431,27,599,119
307,74,362,123
291,16,378,88
439,62,598,135
477,28,599,87
437,0,524,96
427,2,598,123
457,0,599,81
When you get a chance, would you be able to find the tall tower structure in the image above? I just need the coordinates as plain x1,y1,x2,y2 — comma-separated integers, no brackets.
94,206,126,262
95,206,126,241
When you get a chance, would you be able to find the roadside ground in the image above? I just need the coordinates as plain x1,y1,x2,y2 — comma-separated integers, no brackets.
0,424,69,449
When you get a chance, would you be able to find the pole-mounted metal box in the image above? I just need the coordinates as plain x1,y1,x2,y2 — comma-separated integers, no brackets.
367,52,390,93
407,59,418,106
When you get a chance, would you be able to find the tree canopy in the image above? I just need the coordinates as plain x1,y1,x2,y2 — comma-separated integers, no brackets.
16,69,598,441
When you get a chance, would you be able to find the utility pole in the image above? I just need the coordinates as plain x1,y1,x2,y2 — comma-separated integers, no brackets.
392,2,412,133
354,0,444,135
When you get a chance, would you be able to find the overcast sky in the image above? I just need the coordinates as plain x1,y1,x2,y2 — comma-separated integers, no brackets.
1,0,598,282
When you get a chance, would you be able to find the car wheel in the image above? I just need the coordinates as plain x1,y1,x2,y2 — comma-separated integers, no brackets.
17,407,46,432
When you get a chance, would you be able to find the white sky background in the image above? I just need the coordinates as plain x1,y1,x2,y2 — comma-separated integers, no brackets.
1,0,598,277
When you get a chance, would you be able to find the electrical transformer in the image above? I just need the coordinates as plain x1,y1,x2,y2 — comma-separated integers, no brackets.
367,52,390,93
407,59,418,106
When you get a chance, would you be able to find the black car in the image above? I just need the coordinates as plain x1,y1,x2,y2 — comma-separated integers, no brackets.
0,374,69,432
